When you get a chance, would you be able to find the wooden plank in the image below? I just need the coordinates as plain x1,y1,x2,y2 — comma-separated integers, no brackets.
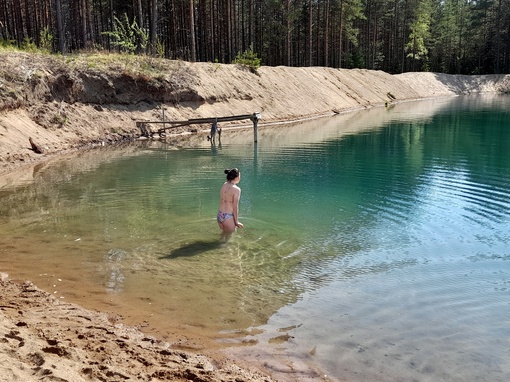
136,113,261,133
137,113,260,125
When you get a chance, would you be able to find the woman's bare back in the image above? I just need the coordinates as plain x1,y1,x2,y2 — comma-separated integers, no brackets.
218,182,240,213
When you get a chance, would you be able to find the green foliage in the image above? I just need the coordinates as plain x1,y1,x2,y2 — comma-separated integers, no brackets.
39,27,53,53
51,113,67,127
0,39,16,49
1,0,507,74
0,28,52,54
428,0,471,73
20,37,38,52
155,38,165,58
343,0,366,46
406,0,432,65
102,14,148,55
232,47,261,73
346,48,365,69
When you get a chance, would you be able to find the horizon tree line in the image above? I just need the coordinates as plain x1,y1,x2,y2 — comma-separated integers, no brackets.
0,0,508,75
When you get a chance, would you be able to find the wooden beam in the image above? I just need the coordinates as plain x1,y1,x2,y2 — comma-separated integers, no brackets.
136,113,261,133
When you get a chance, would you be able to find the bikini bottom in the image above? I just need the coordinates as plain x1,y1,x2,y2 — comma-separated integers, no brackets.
217,211,233,223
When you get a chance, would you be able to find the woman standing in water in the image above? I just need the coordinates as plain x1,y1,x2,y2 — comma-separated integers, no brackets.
217,168,244,239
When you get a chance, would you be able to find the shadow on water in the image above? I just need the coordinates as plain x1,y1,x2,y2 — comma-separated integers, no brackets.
159,240,224,259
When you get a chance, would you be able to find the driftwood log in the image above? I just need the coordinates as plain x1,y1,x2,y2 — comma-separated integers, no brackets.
29,137,43,154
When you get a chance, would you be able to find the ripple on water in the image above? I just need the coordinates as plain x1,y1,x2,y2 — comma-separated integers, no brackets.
227,259,510,382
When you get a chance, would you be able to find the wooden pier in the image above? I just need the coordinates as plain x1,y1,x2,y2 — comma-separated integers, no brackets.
136,112,262,142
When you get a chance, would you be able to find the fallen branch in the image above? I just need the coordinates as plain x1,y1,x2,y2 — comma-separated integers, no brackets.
29,137,43,154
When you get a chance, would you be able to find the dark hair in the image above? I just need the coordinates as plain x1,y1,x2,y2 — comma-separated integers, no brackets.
224,168,240,181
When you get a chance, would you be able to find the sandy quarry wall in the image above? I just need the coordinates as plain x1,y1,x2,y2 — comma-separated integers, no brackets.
1,52,509,173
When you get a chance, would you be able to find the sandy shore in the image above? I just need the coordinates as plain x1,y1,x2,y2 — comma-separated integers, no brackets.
0,275,276,382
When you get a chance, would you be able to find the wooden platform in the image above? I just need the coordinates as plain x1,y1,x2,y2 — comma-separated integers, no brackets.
136,112,262,141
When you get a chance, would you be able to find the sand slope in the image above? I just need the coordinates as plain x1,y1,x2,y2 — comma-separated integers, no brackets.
1,52,509,174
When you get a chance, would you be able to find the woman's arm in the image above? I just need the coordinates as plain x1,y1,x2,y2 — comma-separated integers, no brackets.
232,188,244,228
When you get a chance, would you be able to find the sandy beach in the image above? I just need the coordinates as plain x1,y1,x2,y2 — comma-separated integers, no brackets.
0,275,276,382
1,51,510,381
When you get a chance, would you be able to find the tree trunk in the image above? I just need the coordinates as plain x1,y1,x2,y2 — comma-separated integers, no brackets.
150,0,158,55
325,0,330,67
309,0,313,66
189,0,196,61
227,0,232,60
286,0,291,66
137,0,143,28
55,0,64,53
338,0,344,68
81,0,88,48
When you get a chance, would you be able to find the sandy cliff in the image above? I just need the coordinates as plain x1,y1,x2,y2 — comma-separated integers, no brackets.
1,52,509,175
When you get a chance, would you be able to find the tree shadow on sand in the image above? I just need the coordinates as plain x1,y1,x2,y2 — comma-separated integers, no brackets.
159,240,224,259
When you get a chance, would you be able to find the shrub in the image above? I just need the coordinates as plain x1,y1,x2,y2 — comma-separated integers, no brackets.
102,13,148,55
232,47,261,73
40,27,53,53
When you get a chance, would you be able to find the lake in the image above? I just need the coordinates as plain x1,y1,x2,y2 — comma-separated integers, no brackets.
1,95,509,381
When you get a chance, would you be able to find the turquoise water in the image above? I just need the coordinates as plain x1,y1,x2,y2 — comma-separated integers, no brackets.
1,95,509,381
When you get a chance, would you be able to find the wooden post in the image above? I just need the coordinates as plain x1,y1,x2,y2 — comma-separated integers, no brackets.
253,117,258,143
251,112,261,143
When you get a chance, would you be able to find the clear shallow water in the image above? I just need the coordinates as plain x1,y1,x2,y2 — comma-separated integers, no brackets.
1,95,509,381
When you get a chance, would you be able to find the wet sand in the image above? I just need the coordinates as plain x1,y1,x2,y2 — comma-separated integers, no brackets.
0,274,276,382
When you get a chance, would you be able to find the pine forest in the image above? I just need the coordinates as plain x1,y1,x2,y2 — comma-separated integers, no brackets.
1,0,509,74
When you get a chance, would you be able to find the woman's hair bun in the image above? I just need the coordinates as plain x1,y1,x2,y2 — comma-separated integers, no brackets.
224,168,239,181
